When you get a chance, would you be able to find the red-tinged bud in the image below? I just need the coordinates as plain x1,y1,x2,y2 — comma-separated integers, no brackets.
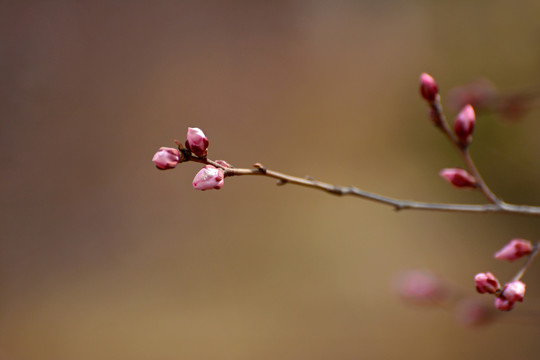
186,127,209,157
393,270,449,306
501,281,526,303
419,73,439,102
454,298,495,327
494,297,514,311
474,272,500,294
152,147,181,170
454,104,476,145
193,165,224,190
439,168,477,188
494,239,533,262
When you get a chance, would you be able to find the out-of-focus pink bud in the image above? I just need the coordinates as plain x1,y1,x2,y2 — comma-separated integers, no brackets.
152,147,181,170
393,270,449,306
474,272,500,294
419,73,439,102
494,297,514,311
454,104,476,145
454,298,495,327
501,281,526,303
192,165,224,190
499,94,532,122
494,239,533,262
439,168,477,188
447,79,497,113
186,127,209,157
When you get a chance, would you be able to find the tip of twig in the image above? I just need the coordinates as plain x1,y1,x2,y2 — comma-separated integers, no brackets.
174,139,184,148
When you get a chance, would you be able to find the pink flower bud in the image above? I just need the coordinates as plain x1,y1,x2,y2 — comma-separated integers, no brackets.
447,79,497,113
186,127,209,157
474,272,500,294
419,73,439,102
454,298,495,327
393,270,449,306
192,165,224,190
494,239,533,261
454,104,476,145
439,168,477,188
494,297,514,311
152,147,181,170
501,281,525,303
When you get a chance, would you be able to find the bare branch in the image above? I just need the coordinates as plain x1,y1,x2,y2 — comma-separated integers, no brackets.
188,156,540,216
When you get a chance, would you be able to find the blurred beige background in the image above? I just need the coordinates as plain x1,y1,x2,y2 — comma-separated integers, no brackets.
2,1,540,359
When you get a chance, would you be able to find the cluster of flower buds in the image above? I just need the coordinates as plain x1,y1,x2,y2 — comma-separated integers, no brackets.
152,127,229,191
420,73,479,188
474,239,533,311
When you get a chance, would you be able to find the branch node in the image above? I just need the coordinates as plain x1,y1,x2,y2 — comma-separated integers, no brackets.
253,163,267,174
178,147,192,163
328,187,344,195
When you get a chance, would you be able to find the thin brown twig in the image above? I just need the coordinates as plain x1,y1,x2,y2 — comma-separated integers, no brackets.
512,242,540,282
428,96,502,205
187,156,540,216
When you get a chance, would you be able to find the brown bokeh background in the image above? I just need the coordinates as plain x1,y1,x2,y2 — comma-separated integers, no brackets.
2,1,540,359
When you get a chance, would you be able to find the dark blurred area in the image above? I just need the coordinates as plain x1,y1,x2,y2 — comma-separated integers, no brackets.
2,1,540,359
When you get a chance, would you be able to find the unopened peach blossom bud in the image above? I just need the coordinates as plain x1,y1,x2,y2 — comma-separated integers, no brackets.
474,272,500,294
501,281,526,303
152,147,181,170
454,298,495,327
186,127,209,157
439,168,477,188
454,104,476,145
193,165,224,190
494,297,514,311
494,239,533,262
393,270,449,306
419,73,438,102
